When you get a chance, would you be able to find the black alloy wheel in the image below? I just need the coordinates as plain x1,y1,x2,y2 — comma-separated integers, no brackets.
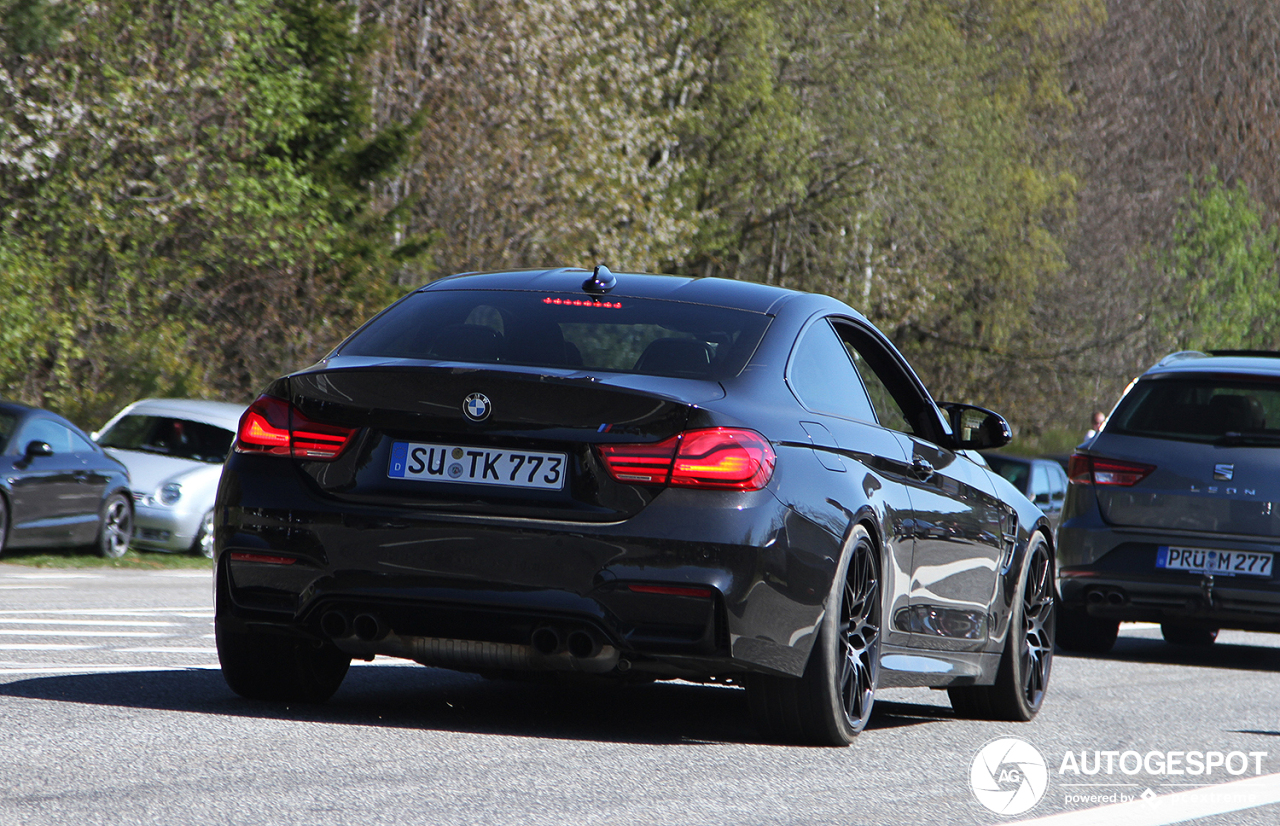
950,532,1055,721
215,562,351,703
748,524,881,746
1161,623,1219,647
96,493,133,559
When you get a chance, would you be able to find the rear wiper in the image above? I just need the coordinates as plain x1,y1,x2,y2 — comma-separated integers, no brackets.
1214,432,1280,446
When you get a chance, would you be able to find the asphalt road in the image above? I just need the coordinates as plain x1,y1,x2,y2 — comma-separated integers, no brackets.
0,563,1277,826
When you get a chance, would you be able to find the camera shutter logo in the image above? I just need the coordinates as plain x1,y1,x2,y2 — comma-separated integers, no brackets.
970,737,1048,815
463,393,492,422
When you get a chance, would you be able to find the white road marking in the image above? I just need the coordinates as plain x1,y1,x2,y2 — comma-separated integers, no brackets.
0,585,70,590
0,644,95,651
1,573,104,579
0,630,169,638
0,664,220,676
0,618,179,627
119,647,218,654
0,607,209,616
1014,771,1280,826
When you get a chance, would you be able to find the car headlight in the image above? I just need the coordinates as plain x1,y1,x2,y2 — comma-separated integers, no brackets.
159,483,182,506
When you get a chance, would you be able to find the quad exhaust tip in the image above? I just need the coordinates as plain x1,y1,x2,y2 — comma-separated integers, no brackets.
353,613,389,642
1085,587,1128,606
531,626,561,655
320,610,351,639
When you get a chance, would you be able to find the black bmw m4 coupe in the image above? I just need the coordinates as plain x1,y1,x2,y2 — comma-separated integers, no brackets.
214,267,1055,745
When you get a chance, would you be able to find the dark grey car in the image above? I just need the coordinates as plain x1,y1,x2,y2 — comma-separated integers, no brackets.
1057,351,1280,652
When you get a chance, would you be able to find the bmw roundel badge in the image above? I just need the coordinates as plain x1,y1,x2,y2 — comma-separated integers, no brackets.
463,392,492,422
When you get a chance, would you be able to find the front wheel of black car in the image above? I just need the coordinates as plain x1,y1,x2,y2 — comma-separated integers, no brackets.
217,625,351,703
1055,606,1119,654
1161,623,1218,647
748,525,880,746
96,493,133,558
949,532,1055,721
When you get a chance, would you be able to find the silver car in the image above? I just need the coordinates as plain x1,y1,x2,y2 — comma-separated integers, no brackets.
94,399,245,557
1057,351,1280,652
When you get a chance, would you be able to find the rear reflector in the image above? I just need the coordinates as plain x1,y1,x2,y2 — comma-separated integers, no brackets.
1067,453,1155,487
598,428,775,490
229,552,296,565
627,584,714,598
235,394,357,461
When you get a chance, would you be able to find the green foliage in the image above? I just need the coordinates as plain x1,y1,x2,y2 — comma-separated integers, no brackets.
1164,172,1280,351
0,0,422,426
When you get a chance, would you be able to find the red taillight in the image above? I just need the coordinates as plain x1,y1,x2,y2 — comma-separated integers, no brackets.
597,436,679,484
1067,453,1155,487
235,394,356,461
627,584,714,598
598,428,776,491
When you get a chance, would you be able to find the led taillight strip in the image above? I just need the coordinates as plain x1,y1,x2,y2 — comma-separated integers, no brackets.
598,428,776,491
234,394,357,462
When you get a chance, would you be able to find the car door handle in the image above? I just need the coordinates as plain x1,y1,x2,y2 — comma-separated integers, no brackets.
910,457,934,481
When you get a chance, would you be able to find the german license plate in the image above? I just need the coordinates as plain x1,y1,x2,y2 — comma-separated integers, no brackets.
388,442,566,490
1156,546,1273,577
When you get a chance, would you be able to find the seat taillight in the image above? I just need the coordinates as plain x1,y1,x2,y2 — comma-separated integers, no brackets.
235,394,356,462
1067,453,1155,487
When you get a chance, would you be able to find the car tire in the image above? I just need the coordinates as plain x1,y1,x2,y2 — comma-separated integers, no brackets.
747,524,880,746
191,509,215,559
217,623,351,703
1161,623,1218,647
96,493,133,558
1055,606,1119,654
949,532,1055,721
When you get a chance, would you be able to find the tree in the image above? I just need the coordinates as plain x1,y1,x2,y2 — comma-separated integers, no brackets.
1164,174,1280,351
0,0,422,424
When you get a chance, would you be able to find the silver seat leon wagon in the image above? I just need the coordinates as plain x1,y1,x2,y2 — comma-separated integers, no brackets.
1057,351,1280,652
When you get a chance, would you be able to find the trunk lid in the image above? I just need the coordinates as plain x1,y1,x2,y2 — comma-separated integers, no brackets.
1091,433,1280,537
284,361,723,522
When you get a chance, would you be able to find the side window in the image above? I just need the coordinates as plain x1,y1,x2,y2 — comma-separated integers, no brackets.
788,320,877,422
1050,464,1068,503
835,323,934,438
68,429,96,453
20,419,74,453
1030,465,1051,501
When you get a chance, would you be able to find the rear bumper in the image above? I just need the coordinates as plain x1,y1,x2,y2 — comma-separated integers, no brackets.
1057,520,1280,631
214,456,841,679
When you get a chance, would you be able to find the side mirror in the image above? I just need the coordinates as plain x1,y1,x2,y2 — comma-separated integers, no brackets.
25,440,54,459
938,403,1012,450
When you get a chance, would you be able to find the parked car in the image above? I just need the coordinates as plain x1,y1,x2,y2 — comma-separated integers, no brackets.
1058,350,1280,653
982,453,1069,531
95,399,245,558
214,266,1054,745
0,401,133,557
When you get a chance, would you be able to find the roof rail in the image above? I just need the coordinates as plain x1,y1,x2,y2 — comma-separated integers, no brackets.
1156,350,1209,367
1207,349,1280,358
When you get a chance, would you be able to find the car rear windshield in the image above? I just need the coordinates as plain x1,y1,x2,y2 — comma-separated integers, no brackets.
97,415,236,463
1107,375,1280,444
337,290,772,380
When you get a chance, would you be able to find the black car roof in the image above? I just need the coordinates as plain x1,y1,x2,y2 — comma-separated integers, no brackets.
1146,351,1280,378
421,269,802,315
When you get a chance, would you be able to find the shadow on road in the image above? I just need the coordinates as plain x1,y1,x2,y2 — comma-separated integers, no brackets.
0,665,945,746
1056,635,1280,672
